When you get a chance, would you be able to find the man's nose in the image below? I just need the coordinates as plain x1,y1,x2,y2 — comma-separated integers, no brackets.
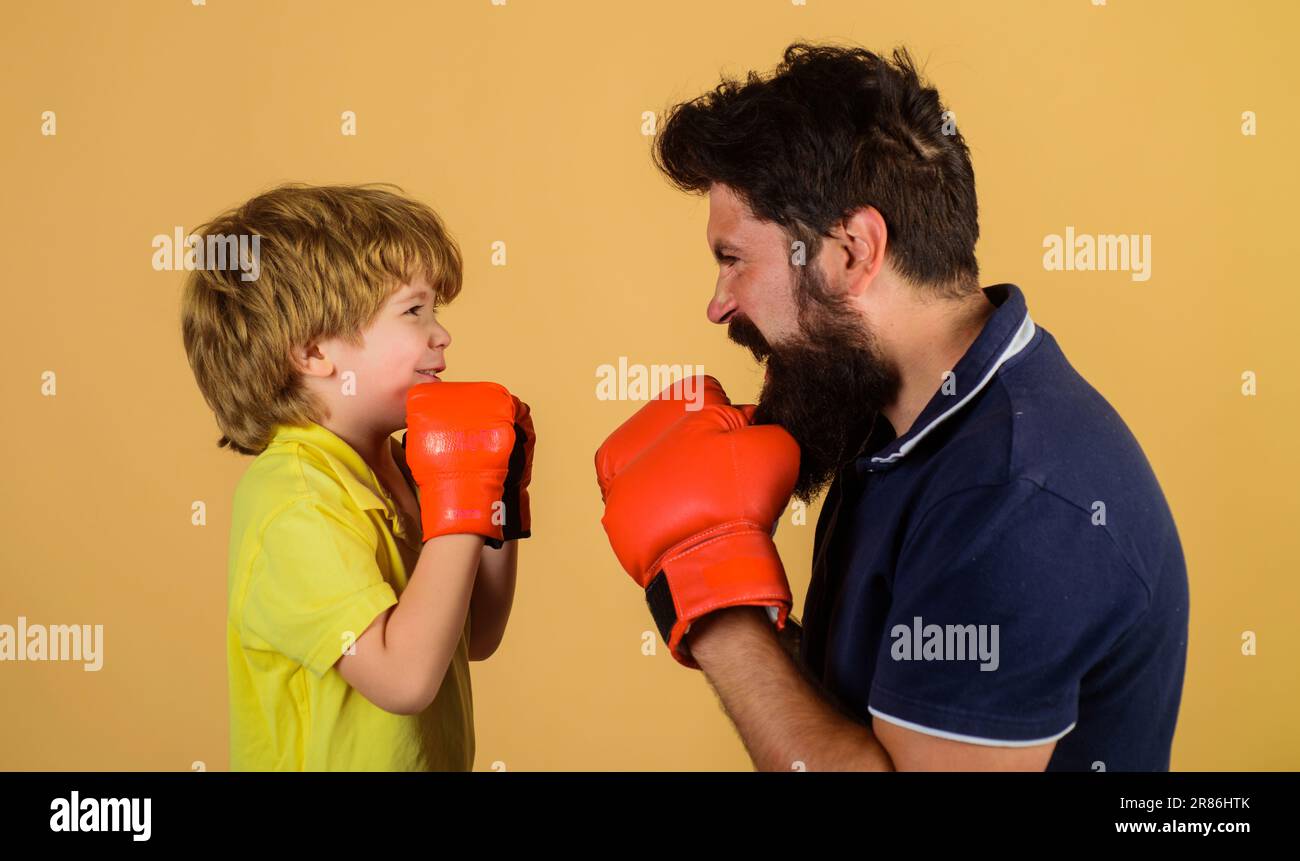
706,283,737,324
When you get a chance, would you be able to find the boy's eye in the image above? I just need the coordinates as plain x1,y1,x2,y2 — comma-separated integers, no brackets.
406,304,423,316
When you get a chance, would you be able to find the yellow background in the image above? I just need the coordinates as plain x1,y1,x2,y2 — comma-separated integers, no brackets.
1,0,1296,771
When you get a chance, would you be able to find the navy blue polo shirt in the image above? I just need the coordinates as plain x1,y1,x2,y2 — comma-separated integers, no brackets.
799,283,1188,771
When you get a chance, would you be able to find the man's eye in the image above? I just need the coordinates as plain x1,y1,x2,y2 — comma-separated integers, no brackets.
719,255,738,265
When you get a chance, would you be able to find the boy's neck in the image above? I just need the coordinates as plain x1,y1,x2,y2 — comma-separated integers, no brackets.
323,419,398,480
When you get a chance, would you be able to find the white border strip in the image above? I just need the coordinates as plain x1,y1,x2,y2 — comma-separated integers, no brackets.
871,310,1038,464
869,705,1076,748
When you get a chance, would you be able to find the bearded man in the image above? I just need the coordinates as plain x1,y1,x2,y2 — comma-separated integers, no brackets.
593,43,1188,772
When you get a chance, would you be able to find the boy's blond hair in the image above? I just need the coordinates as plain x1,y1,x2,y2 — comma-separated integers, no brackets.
181,183,463,455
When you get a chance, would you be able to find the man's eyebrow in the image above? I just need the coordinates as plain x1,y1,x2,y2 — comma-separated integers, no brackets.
711,241,739,260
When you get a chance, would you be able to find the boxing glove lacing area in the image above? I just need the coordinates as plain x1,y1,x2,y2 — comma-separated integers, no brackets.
495,420,531,546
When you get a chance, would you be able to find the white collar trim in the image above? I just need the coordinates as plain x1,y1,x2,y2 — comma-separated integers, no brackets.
869,310,1037,465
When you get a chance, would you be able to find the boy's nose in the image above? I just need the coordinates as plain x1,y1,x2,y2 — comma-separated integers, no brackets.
430,321,451,349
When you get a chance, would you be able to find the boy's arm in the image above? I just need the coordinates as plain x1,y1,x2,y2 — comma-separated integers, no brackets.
468,540,518,661
335,533,483,715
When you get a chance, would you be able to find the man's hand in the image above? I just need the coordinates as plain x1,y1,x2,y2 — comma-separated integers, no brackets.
594,374,729,502
596,400,800,668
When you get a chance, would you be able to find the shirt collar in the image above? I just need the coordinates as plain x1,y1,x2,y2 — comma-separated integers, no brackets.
268,422,408,525
863,283,1038,469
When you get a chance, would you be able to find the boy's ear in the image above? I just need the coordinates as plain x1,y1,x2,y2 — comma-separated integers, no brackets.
291,341,335,378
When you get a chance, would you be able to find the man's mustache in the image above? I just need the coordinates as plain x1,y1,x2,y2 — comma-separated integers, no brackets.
727,314,771,362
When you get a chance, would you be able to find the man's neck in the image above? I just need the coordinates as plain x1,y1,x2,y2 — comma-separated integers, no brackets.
879,289,995,438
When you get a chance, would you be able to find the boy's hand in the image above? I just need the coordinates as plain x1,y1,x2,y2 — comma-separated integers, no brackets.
405,381,525,545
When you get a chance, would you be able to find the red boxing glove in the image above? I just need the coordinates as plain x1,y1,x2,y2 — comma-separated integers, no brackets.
405,381,525,545
594,374,729,503
598,402,800,668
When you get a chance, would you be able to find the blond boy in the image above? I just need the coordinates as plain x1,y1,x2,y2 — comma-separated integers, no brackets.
181,183,533,770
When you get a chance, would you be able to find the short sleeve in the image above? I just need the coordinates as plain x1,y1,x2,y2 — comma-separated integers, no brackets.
241,497,399,678
868,479,1148,746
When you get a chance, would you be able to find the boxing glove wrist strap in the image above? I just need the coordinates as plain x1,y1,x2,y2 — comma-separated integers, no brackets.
642,523,792,670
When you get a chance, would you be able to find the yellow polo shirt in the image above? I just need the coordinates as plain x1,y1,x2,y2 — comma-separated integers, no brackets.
226,422,474,771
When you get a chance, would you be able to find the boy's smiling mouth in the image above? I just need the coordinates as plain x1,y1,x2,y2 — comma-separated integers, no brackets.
415,366,444,381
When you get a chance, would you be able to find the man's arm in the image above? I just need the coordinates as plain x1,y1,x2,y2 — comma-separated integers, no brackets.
687,607,894,771
467,540,518,661
687,607,1056,771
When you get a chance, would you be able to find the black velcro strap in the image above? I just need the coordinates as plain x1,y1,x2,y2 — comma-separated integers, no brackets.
644,571,677,645
500,421,528,541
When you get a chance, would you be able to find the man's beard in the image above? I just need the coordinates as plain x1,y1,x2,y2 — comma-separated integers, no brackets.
728,266,900,503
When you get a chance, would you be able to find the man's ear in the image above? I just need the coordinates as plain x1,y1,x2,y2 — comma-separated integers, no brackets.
826,205,888,299
290,341,335,378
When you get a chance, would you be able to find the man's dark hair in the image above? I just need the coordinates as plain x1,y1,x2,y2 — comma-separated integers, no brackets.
653,43,979,296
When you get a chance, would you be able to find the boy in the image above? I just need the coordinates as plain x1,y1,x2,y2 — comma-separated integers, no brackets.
181,183,535,770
